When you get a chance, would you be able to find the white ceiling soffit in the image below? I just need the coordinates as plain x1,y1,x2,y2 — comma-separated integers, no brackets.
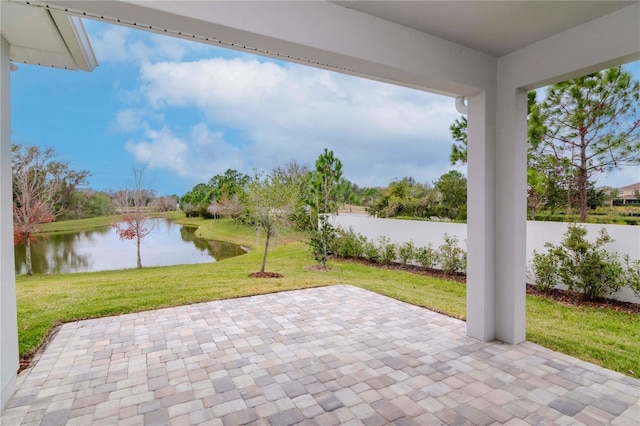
1,1,97,71
332,1,638,57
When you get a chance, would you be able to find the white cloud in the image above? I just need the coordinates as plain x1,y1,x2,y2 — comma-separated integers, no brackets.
112,109,149,132
125,123,246,182
87,19,462,188
125,126,189,177
128,57,460,187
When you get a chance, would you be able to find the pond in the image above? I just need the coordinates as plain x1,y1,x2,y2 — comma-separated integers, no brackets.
14,218,246,275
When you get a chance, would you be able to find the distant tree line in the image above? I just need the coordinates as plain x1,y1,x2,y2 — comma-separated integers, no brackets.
366,172,467,221
11,144,179,221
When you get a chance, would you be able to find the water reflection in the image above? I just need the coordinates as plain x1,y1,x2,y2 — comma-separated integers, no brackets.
14,219,245,275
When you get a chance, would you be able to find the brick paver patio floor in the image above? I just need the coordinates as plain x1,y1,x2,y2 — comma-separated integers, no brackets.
1,285,639,425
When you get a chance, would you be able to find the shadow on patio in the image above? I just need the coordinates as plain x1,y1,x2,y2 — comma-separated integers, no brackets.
1,285,638,425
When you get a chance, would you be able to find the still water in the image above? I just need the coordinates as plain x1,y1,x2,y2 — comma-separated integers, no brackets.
14,219,246,275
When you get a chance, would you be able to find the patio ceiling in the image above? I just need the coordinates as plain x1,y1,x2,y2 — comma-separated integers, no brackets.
0,1,97,71
331,1,636,57
7,0,639,96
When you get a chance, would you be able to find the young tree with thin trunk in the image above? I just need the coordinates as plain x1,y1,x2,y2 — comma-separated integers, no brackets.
12,145,89,275
307,149,343,268
538,67,640,222
247,171,298,274
113,167,156,268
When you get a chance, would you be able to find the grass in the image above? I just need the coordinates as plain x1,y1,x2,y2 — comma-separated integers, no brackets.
40,211,185,235
39,215,122,234
527,295,640,377
16,216,640,379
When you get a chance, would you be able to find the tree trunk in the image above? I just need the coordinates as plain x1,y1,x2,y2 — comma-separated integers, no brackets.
576,132,590,223
566,181,572,217
136,235,142,268
25,238,33,276
320,234,327,269
260,232,270,273
578,144,589,223
577,169,588,223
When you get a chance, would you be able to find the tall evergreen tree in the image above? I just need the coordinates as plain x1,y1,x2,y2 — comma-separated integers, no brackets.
449,116,468,166
307,148,343,215
538,66,640,222
307,149,343,268
449,69,640,222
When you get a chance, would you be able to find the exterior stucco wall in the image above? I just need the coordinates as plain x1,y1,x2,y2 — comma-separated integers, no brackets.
332,214,640,304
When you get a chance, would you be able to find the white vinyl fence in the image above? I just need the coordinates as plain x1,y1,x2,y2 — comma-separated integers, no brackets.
332,214,640,303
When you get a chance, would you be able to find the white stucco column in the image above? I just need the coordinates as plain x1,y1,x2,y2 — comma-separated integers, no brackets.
466,80,527,344
494,81,528,344
0,36,18,409
466,90,496,341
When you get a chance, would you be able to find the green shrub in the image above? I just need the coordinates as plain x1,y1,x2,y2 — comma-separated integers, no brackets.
549,225,622,300
290,208,314,232
333,226,364,259
363,239,380,263
530,225,640,300
438,234,466,274
308,215,336,267
398,240,416,265
621,255,640,298
378,236,397,265
530,249,561,292
415,244,438,269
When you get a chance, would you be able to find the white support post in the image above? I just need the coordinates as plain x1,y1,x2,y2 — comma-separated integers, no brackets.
0,36,18,409
466,82,527,344
494,82,528,344
466,90,497,341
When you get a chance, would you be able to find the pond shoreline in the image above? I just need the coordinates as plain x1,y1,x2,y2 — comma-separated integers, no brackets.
16,215,245,275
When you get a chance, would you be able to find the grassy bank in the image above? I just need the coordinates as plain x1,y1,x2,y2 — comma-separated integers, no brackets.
16,216,639,378
39,215,122,234
39,211,185,235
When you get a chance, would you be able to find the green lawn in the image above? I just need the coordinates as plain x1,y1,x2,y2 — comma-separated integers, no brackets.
16,216,640,379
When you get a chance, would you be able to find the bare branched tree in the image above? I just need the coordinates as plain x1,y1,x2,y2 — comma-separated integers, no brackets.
12,145,89,275
112,167,156,268
218,192,244,228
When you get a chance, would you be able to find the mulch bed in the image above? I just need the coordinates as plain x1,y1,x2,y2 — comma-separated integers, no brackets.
248,271,283,278
333,256,640,315
336,256,467,282
526,284,640,314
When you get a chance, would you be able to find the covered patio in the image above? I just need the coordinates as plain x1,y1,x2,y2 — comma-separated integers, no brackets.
2,0,640,415
2,286,638,424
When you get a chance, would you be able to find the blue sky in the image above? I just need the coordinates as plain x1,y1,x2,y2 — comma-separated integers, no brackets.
10,19,639,196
